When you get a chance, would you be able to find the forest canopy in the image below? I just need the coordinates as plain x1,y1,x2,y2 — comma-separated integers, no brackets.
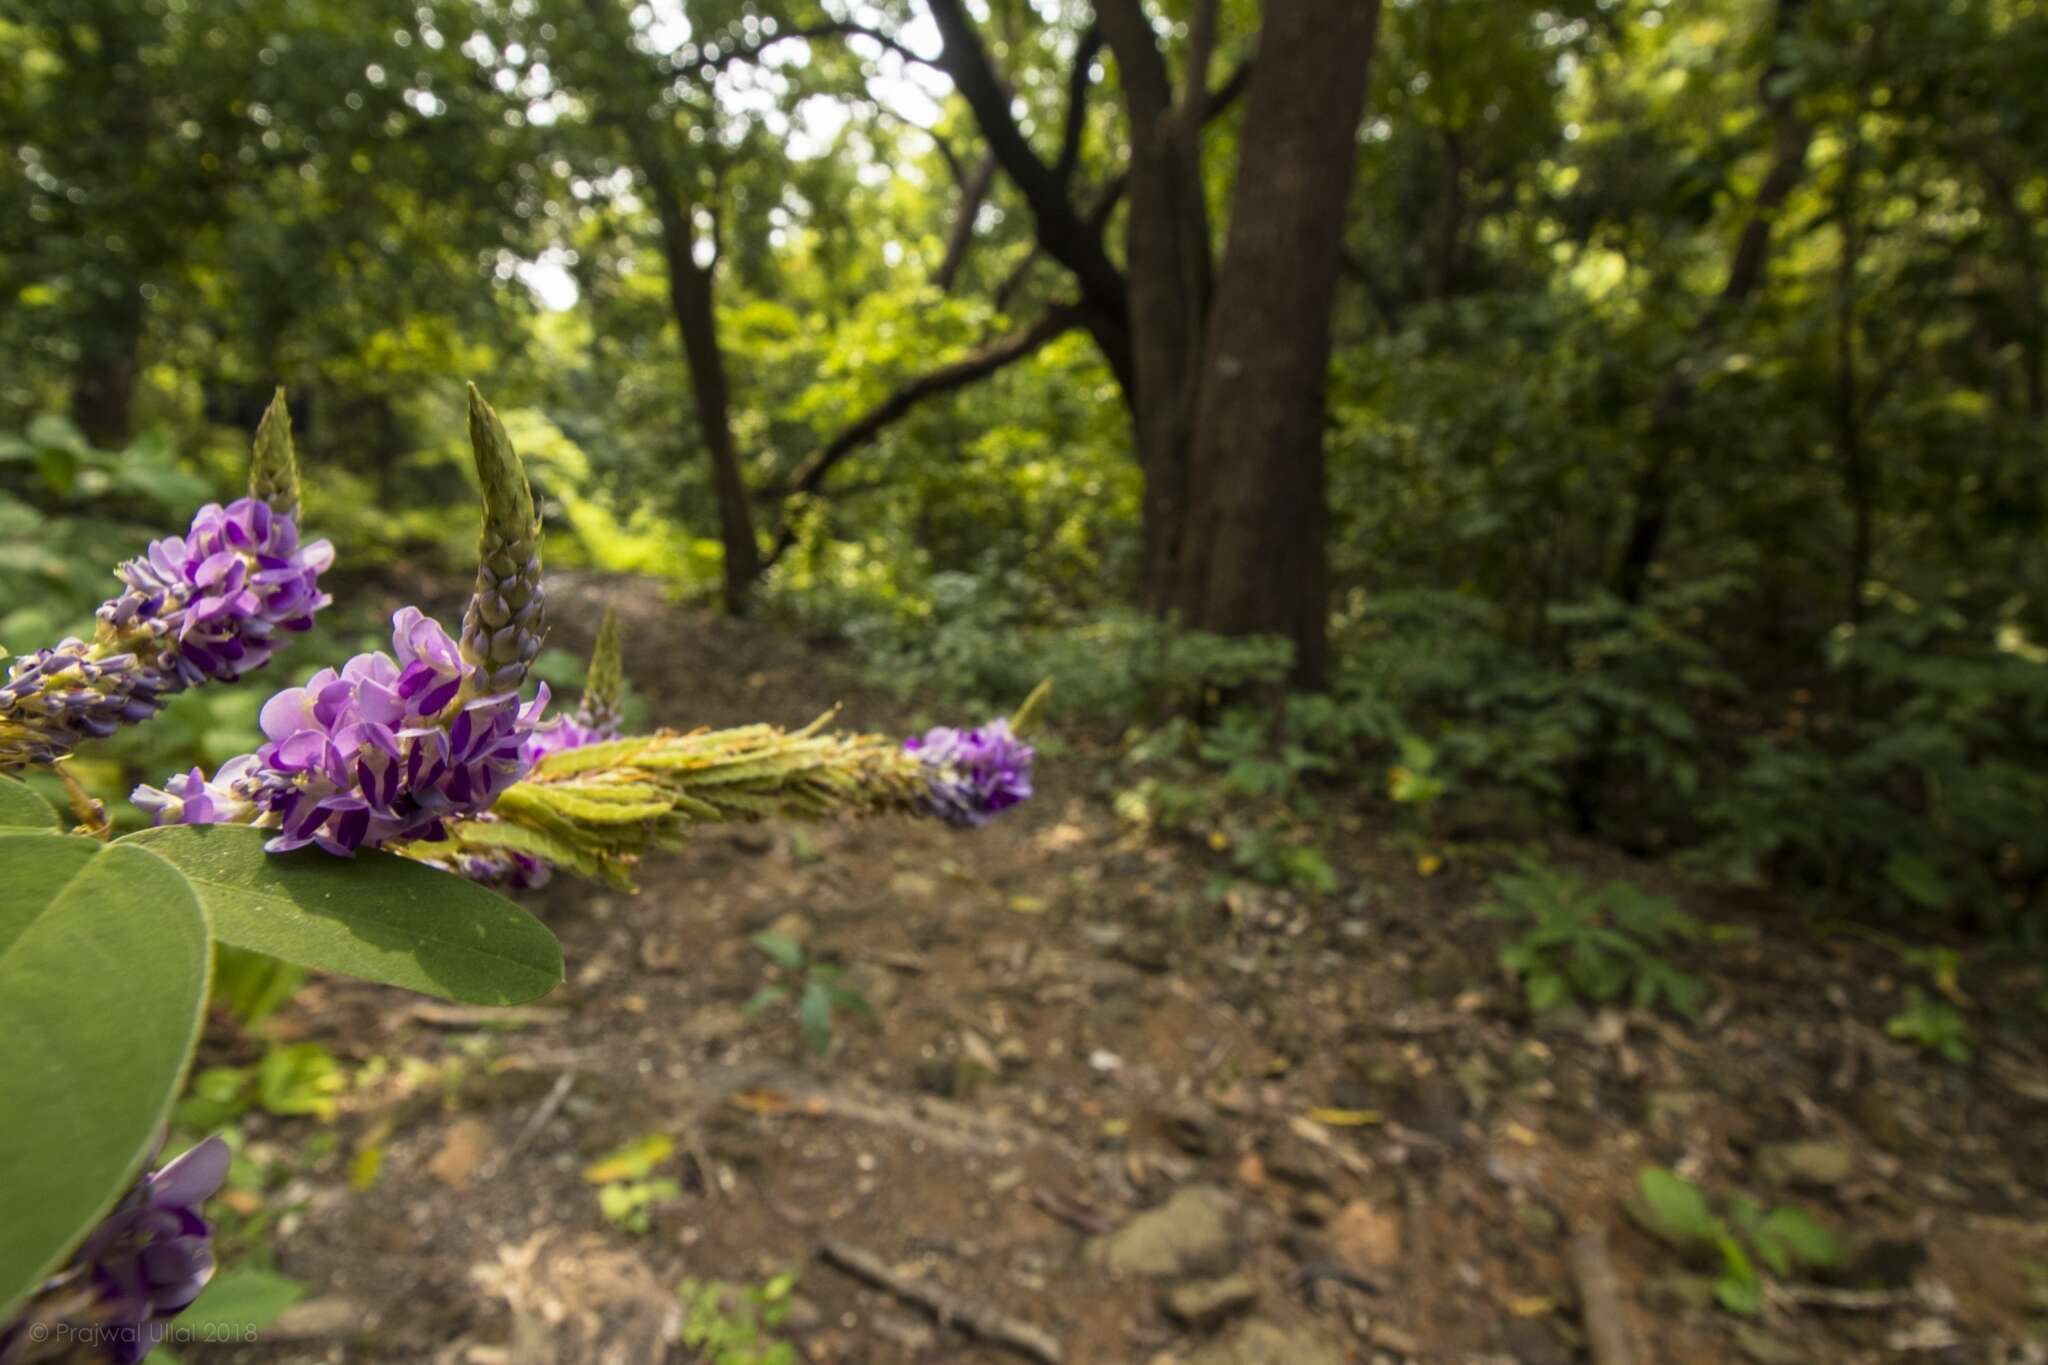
4,0,2047,931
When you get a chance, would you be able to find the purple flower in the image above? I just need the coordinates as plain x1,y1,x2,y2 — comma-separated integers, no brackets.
521,715,614,765
133,608,549,856
0,1136,232,1363
76,1137,230,1362
0,645,172,765
104,498,333,688
128,755,263,827
905,718,1035,828
0,499,331,771
447,848,554,889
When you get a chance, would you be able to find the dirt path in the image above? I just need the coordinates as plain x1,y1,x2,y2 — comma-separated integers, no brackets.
203,576,2048,1365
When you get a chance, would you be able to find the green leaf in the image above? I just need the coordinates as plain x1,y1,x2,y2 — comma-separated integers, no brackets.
177,1266,307,1335
0,834,211,1321
1883,851,1951,911
255,1043,345,1119
122,825,562,1005
0,775,60,831
830,984,878,1024
741,984,789,1017
1526,971,1570,1014
1633,1167,1718,1246
750,931,805,971
1757,1206,1841,1270
1713,1235,1763,1316
799,979,835,1056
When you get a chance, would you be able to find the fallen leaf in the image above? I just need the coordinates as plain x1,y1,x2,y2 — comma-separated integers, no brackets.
582,1133,673,1184
1331,1199,1403,1272
349,1143,384,1192
1306,1107,1383,1127
429,1118,495,1190
1416,852,1444,876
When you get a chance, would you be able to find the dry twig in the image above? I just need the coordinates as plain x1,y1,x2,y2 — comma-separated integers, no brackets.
1567,1224,1640,1365
817,1238,1064,1364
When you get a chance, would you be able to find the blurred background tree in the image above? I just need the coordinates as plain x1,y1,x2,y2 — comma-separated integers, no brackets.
4,0,2048,930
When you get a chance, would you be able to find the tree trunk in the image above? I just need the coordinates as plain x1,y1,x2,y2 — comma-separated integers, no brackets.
70,290,143,450
623,116,762,615
1172,0,1383,690
1095,0,1219,613
667,255,763,614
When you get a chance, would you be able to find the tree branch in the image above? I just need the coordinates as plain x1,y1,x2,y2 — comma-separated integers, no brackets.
924,0,1129,332
1055,23,1106,189
1093,0,1173,133
667,20,937,81
935,152,998,291
988,59,1247,313
765,302,1087,564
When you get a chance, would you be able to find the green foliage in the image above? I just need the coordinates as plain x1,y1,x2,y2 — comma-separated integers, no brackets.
211,946,309,1031
744,932,877,1058
678,1273,800,1365
597,1178,683,1236
1692,602,2048,927
1484,859,1707,1019
0,812,564,1317
125,825,563,1005
1115,705,1345,898
0,774,60,831
165,1266,308,1354
176,1044,349,1131
584,1134,680,1236
1885,987,1975,1064
1631,1167,1842,1317
0,835,211,1321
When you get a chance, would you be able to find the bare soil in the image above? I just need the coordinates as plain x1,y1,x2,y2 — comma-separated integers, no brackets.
198,574,2048,1365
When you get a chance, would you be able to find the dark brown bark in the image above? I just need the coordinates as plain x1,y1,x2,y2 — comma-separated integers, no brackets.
582,0,762,613
620,111,762,614
1095,0,1226,612
70,290,143,450
926,0,1135,396
1172,0,1383,689
1615,0,1812,605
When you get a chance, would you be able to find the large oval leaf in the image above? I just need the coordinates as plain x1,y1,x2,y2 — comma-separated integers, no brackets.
0,833,211,1321
0,774,59,831
123,825,563,1005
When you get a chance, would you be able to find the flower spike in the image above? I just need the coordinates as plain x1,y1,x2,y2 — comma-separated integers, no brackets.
247,387,300,521
0,407,332,772
459,385,544,698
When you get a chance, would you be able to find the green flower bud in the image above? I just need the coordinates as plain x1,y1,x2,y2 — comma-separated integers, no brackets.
460,384,546,696
248,387,301,521
577,607,626,734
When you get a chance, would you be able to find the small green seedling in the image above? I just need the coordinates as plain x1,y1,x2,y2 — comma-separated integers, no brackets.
175,1042,348,1129
584,1133,680,1235
744,931,877,1056
1885,986,1975,1063
1630,1166,1841,1316
678,1272,800,1365
1484,858,1707,1019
